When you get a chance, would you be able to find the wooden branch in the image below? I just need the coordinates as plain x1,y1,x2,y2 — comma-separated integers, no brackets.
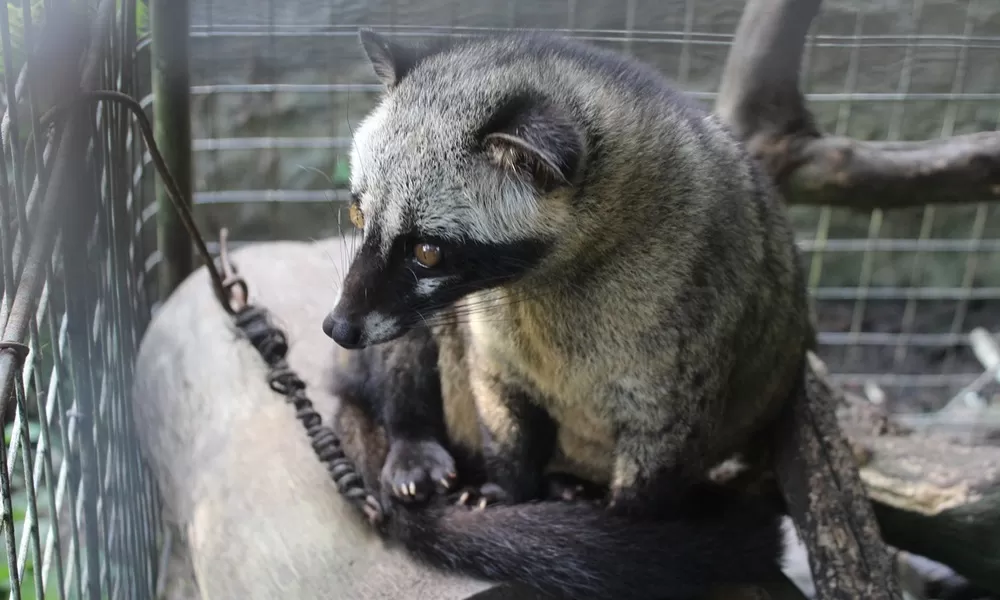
716,0,1000,210
717,0,999,592
836,389,1000,595
716,1,1000,588
781,133,1000,208
772,352,904,600
715,0,822,145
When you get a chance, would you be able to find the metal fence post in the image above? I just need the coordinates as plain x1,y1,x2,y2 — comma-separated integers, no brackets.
151,0,193,299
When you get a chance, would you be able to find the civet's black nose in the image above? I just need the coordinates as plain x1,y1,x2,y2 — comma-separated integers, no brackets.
323,312,364,349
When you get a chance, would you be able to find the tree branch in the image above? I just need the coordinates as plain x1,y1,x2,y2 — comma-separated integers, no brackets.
781,131,1000,209
771,352,904,600
717,3,905,596
716,0,1000,210
715,0,822,145
837,392,1000,595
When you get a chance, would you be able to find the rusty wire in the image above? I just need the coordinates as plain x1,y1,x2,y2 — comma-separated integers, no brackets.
40,87,382,524
34,89,245,315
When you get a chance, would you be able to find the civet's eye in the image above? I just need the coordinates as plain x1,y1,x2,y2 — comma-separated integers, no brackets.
413,242,442,268
348,199,365,230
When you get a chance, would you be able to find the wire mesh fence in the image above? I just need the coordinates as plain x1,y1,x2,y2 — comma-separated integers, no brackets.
181,0,1000,414
1,0,162,599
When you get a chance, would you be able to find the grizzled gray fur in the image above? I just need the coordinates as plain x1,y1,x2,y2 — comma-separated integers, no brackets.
324,29,815,600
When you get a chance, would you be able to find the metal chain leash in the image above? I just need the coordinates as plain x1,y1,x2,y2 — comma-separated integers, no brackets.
45,89,386,526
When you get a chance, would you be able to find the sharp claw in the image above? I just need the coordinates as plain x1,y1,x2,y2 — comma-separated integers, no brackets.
408,482,416,496
477,497,488,510
458,491,471,505
439,478,450,489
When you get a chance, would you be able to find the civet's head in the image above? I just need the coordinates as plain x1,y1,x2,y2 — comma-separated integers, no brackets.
323,30,588,349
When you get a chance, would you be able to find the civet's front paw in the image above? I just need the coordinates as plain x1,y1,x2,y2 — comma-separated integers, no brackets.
381,439,457,505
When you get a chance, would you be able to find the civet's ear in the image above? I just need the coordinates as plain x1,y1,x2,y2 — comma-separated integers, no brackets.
481,92,584,193
358,29,425,89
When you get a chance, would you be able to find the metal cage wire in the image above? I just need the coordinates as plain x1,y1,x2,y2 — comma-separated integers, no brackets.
1,0,162,599
1,0,999,599
180,0,1000,411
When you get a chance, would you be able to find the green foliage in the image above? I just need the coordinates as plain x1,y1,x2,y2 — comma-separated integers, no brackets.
119,0,149,36
1,420,61,600
0,555,62,600
0,0,47,77
136,0,148,36
332,160,351,185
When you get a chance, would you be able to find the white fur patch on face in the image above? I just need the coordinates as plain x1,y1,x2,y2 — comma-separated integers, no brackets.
414,276,453,298
349,104,408,259
469,175,545,244
377,210,406,259
349,105,387,194
413,176,545,247
363,311,400,344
